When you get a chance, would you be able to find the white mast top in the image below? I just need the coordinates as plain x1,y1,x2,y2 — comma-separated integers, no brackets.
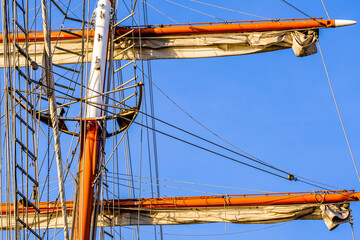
85,0,112,118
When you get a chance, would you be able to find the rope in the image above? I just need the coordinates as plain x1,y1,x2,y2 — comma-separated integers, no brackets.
164,0,225,22
109,172,272,193
133,66,342,191
47,71,50,240
296,176,339,190
140,1,164,238
129,120,289,180
320,0,330,19
95,105,295,182
50,67,337,191
140,0,178,23
137,2,144,238
41,0,70,238
123,221,291,236
280,0,326,26
350,216,355,240
133,67,293,176
317,41,360,184
106,178,219,195
188,0,269,20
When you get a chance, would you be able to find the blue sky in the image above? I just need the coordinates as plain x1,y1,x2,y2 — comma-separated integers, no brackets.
126,0,360,239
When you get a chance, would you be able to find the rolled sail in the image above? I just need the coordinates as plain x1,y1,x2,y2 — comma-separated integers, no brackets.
0,18,342,68
1,190,358,231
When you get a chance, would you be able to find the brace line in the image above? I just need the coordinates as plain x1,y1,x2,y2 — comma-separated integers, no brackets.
317,41,360,184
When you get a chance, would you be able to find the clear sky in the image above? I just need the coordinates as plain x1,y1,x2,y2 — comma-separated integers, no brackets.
126,0,360,239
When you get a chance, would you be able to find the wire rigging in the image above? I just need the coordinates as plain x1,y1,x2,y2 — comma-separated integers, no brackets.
4,0,346,208
106,178,219,195
317,41,360,184
93,101,293,183
25,58,339,192
163,0,225,22
350,218,356,240
279,0,326,26
123,221,292,236
320,0,330,19
17,81,295,192
109,172,272,193
138,72,291,175
133,66,340,190
140,0,178,23
28,63,335,197
67,60,340,191
187,0,269,20
128,118,291,181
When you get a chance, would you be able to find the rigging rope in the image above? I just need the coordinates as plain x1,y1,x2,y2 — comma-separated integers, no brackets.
79,66,341,191
163,0,225,22
350,217,356,240
295,175,339,190
279,0,326,26
95,105,295,183
140,1,164,237
129,119,290,180
109,172,272,193
46,68,50,240
38,61,341,192
18,37,344,197
47,4,51,239
130,65,295,174
317,41,360,184
123,221,292,236
279,0,313,19
140,0,178,23
187,0,269,20
137,2,145,238
106,178,219,195
133,66,342,190
320,0,330,19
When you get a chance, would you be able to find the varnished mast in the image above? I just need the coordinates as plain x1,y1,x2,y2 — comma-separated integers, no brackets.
73,0,112,239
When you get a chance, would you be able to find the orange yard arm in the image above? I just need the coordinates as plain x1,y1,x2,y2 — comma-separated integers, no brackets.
115,19,336,36
2,190,359,214
114,190,360,209
0,18,341,43
0,29,94,43
0,200,74,214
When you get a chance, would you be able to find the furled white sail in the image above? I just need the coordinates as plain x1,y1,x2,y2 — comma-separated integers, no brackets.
0,203,350,231
0,30,317,68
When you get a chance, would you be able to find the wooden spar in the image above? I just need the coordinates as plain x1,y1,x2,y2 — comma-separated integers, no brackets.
115,190,360,209
1,190,359,214
0,29,94,43
0,18,344,43
116,19,337,36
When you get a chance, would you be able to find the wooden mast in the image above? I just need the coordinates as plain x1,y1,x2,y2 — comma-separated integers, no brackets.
73,0,112,239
